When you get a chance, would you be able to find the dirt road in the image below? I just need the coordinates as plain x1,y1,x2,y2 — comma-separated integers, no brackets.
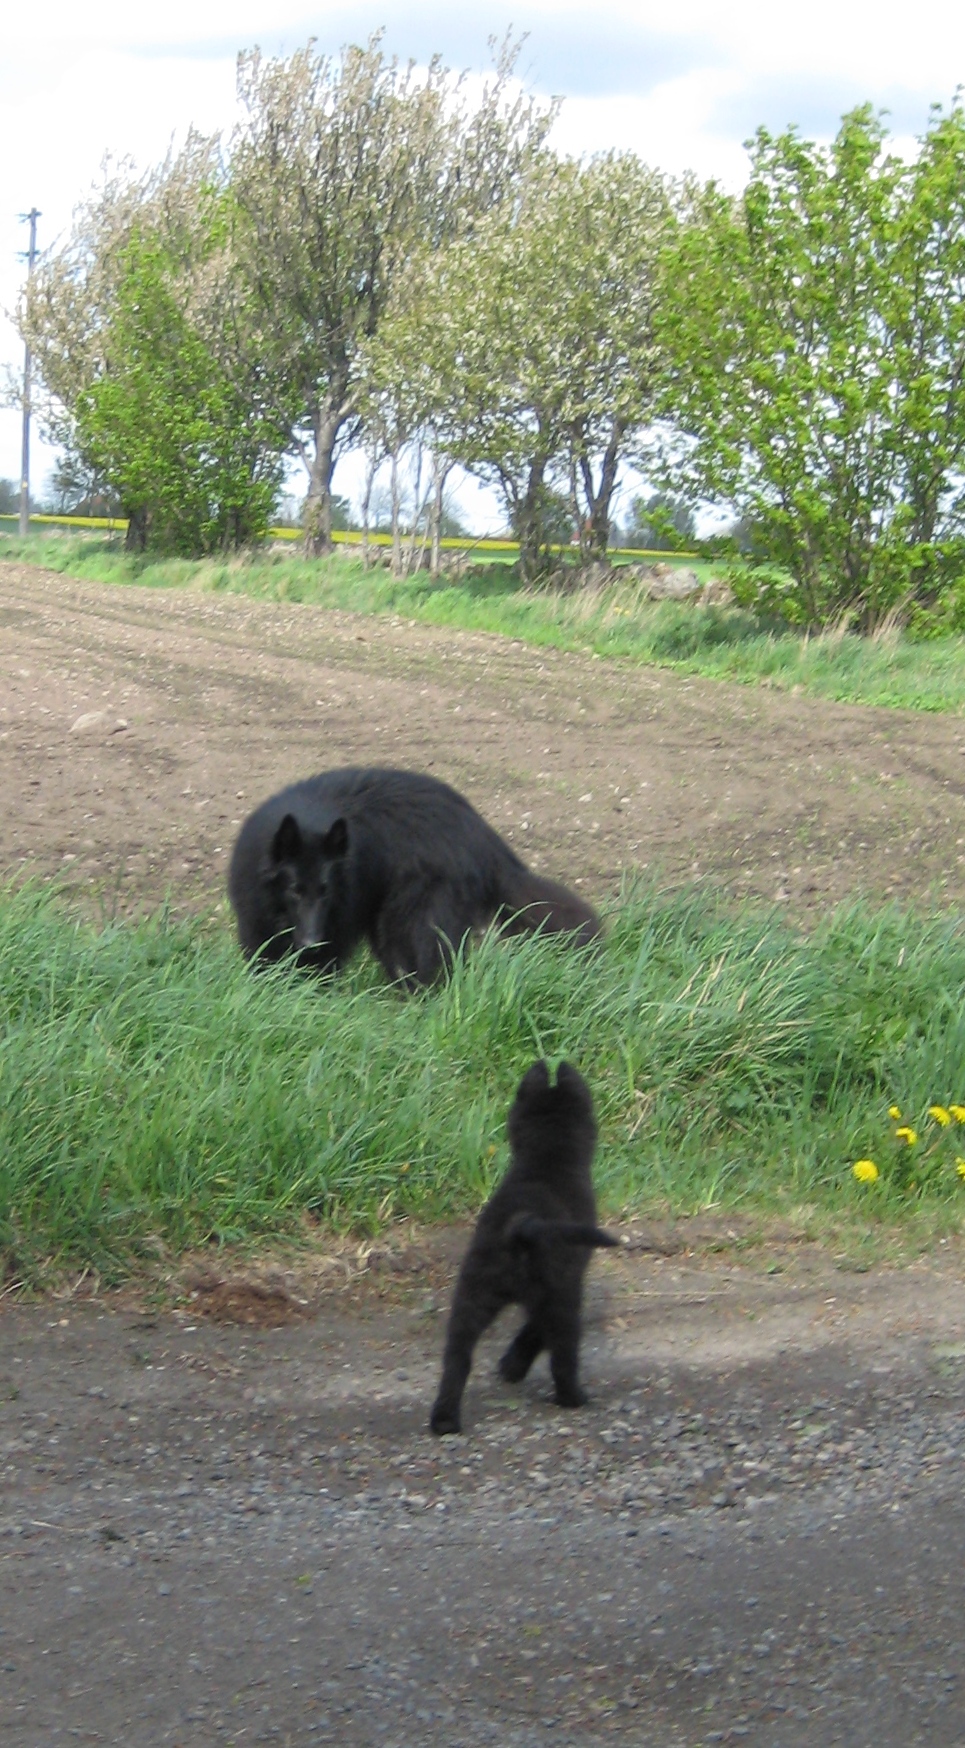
2,562,965,1746
2,1239,964,1747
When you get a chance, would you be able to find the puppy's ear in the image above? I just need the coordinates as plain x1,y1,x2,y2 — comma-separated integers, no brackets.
321,817,348,859
516,1059,550,1102
555,1061,593,1109
271,813,302,863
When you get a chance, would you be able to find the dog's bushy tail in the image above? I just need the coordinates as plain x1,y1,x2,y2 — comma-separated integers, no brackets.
506,1214,618,1250
497,865,601,946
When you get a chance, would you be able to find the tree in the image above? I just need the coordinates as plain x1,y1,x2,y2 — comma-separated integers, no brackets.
229,34,554,555
366,152,673,581
559,155,675,558
355,306,459,576
45,446,122,517
75,231,284,553
21,138,291,554
623,492,696,551
656,104,965,628
22,138,217,449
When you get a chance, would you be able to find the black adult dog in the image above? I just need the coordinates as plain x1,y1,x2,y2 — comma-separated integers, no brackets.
228,767,600,989
430,1060,616,1435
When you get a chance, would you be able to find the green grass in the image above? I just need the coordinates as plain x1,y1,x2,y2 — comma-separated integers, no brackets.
4,529,965,714
2,879,964,1282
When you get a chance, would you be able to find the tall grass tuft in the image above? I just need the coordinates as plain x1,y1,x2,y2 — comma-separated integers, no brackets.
2,879,964,1279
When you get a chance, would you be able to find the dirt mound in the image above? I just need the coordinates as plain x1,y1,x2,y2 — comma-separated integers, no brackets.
183,1266,310,1327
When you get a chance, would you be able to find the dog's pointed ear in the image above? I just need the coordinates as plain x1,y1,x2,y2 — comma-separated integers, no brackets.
554,1061,593,1114
516,1059,550,1101
271,813,302,863
321,817,348,859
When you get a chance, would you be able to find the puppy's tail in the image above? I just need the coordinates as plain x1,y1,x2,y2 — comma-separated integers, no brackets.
506,1214,618,1250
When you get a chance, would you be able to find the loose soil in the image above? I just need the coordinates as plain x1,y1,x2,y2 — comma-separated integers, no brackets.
1,562,964,917
2,562,965,1746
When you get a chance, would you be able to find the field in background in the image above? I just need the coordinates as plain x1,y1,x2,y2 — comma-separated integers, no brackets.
2,530,964,716
0,512,695,564
2,878,964,1281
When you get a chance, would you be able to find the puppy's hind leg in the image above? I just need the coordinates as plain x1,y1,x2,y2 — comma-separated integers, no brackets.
498,1319,545,1384
430,1287,501,1436
546,1306,588,1410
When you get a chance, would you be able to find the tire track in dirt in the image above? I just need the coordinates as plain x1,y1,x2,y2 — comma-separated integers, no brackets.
2,562,963,920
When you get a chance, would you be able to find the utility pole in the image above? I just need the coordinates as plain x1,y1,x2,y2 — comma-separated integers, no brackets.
18,208,40,538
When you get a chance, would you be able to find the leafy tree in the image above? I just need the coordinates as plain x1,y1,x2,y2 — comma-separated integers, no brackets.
355,311,459,575
23,139,217,447
439,505,470,540
328,493,355,533
560,155,675,557
229,34,553,554
0,480,18,516
657,104,965,628
21,140,290,554
366,152,673,581
76,231,284,553
272,490,354,531
45,447,122,517
623,492,696,551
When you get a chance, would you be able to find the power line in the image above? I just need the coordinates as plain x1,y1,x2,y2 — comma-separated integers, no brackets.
18,208,41,538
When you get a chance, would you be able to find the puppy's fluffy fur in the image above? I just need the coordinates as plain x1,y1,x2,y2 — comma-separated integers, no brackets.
430,1060,616,1435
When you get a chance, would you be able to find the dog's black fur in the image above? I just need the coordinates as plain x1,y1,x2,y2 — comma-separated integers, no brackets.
430,1060,616,1435
228,767,600,989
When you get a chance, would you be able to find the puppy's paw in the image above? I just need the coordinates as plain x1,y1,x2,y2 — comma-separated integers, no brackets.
430,1404,462,1436
498,1348,530,1383
554,1385,588,1410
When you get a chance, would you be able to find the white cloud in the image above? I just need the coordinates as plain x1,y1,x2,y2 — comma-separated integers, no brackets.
551,69,754,188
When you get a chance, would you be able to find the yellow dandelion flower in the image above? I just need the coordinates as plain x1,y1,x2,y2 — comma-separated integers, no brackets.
957,1160,965,1181
895,1126,917,1145
888,1105,902,1120
929,1105,952,1126
852,1159,879,1184
949,1105,965,1123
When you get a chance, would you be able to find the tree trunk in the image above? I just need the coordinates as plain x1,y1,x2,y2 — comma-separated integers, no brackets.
514,455,554,585
429,455,452,578
403,441,424,577
360,448,378,570
569,458,587,561
303,377,350,557
390,450,403,578
125,506,149,552
578,420,624,560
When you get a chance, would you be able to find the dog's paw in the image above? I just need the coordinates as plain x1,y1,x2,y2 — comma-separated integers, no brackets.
554,1385,588,1410
430,1405,462,1436
498,1349,530,1383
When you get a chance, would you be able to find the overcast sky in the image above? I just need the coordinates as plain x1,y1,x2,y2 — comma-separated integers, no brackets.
2,0,963,516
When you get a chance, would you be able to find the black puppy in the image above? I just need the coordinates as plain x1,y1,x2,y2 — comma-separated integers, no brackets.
430,1061,616,1435
227,767,599,991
